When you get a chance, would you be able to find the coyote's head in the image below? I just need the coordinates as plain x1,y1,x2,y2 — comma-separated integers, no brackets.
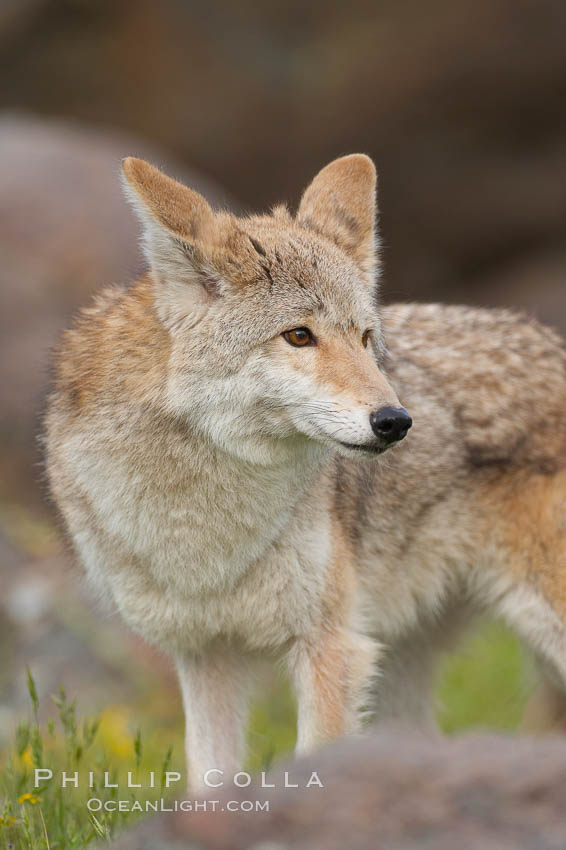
122,155,411,464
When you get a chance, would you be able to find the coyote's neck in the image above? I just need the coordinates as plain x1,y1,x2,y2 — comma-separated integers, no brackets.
85,412,330,596
185,430,329,567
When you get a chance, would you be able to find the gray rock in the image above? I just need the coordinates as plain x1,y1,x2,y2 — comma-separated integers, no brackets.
110,729,566,850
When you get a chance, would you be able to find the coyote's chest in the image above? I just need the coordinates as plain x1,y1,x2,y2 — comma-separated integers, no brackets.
63,425,331,649
80,450,296,589
74,451,332,651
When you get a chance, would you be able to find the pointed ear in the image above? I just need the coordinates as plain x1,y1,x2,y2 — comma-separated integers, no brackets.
296,154,378,278
122,157,220,328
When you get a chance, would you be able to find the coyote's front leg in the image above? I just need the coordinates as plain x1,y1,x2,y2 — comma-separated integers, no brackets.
289,627,380,753
176,649,253,791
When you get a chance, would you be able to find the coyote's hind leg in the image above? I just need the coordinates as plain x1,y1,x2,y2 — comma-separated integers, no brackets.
522,659,566,733
478,469,566,729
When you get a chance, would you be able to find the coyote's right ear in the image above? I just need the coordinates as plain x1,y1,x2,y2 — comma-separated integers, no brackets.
122,157,220,328
297,154,378,280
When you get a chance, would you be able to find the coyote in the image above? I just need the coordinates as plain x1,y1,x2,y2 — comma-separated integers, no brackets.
45,154,566,788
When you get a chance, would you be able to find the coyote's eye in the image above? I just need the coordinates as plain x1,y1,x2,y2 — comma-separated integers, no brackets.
362,329,372,348
283,327,315,347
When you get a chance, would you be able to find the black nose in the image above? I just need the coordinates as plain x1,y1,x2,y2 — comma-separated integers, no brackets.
369,406,412,444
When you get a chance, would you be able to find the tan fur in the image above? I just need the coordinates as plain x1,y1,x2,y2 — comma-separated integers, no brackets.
480,471,566,614
45,155,566,788
314,332,393,405
122,157,217,242
297,154,378,279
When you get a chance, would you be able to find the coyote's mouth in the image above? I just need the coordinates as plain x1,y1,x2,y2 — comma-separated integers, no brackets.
338,440,386,455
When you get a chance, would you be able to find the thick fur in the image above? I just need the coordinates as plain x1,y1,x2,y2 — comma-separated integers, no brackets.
45,155,566,788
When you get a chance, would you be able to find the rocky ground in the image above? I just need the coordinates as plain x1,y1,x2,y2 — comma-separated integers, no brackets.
110,729,566,850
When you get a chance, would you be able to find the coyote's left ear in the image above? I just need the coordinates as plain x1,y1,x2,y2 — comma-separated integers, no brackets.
297,154,378,278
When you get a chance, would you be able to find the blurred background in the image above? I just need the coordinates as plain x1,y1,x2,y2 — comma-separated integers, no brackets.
1,0,566,774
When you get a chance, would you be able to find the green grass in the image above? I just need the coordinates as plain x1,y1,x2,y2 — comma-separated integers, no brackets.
437,620,531,732
0,673,179,848
1,621,532,848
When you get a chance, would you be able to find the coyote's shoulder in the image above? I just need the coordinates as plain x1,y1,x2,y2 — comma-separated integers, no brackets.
50,276,169,416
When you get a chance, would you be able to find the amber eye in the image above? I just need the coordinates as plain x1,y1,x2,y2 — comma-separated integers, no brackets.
362,329,371,348
283,327,314,347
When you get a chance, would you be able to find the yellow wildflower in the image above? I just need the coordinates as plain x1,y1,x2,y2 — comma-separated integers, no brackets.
20,748,34,769
99,706,133,758
18,793,40,805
